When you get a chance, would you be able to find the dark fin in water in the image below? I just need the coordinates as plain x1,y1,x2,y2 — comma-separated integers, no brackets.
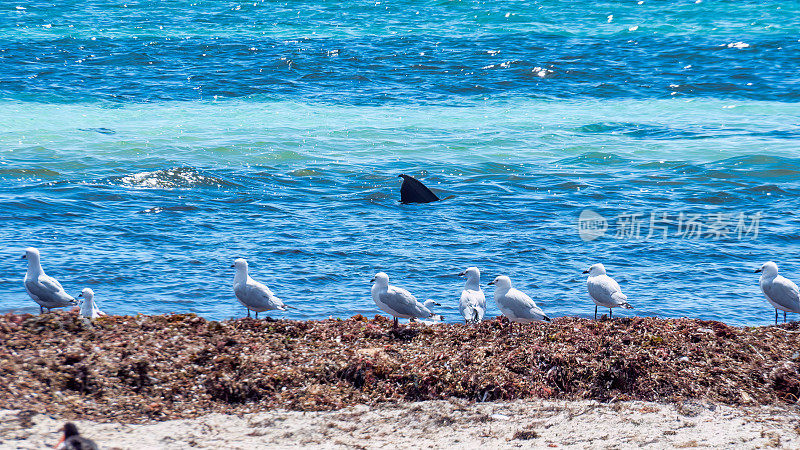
398,174,440,204
78,127,116,135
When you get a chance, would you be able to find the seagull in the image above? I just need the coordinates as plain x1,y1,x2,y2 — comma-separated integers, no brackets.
370,272,442,328
232,258,287,319
56,422,98,450
458,267,486,324
488,275,550,325
77,288,106,319
756,261,800,325
583,263,633,319
21,247,76,314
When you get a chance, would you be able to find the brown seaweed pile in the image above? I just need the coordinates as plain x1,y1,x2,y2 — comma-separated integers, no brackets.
0,312,798,422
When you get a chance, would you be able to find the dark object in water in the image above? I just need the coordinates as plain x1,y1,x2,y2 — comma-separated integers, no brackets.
398,174,440,204
78,127,116,135
57,422,98,450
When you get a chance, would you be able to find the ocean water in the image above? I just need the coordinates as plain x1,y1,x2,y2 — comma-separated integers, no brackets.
2,1,799,325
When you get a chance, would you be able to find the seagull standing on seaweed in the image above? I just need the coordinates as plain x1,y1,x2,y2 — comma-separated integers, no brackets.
458,266,486,324
488,275,550,328
21,247,77,314
756,261,800,324
77,288,106,319
370,272,442,328
584,263,633,319
232,258,288,319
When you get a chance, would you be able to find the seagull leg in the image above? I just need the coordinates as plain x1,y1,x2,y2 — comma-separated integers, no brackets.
594,306,597,320
247,309,251,318
784,311,787,323
393,317,398,329
255,311,259,319
609,308,613,319
775,309,778,325
40,306,44,314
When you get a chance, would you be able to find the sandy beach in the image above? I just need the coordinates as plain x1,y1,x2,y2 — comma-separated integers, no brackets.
4,398,800,449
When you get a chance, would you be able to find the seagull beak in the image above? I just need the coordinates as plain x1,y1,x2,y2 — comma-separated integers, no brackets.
78,292,83,297
369,277,376,283
458,271,465,277
582,269,589,274
21,254,26,259
230,264,235,268
754,268,762,273
487,280,495,286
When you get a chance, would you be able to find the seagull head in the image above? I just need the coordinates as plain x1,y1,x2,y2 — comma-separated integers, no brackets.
458,266,480,279
755,261,778,277
370,272,389,285
78,288,94,300
231,258,248,272
487,275,511,289
583,263,606,276
22,247,39,262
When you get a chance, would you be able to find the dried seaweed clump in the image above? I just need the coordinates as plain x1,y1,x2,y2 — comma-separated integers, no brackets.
0,312,798,422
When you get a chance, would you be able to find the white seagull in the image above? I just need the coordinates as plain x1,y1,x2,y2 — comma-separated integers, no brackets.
370,272,442,328
77,288,106,319
584,263,633,319
756,261,800,324
232,258,287,319
22,247,76,314
488,275,550,324
458,266,486,324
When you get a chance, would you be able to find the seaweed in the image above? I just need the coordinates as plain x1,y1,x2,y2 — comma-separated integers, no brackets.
0,312,798,423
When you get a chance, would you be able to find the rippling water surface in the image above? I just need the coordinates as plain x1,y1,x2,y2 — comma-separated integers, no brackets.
2,1,799,325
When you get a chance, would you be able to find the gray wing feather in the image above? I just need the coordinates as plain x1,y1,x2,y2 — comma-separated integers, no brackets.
765,276,800,313
588,276,627,307
25,275,75,308
460,289,485,322
237,278,285,311
380,287,430,318
503,289,547,320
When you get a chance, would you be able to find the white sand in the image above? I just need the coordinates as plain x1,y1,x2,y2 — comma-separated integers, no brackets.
3,399,799,449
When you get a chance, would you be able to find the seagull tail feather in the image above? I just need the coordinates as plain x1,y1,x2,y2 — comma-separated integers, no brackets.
622,302,633,309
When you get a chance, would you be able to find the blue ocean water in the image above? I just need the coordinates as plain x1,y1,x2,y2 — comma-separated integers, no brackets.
2,1,799,325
